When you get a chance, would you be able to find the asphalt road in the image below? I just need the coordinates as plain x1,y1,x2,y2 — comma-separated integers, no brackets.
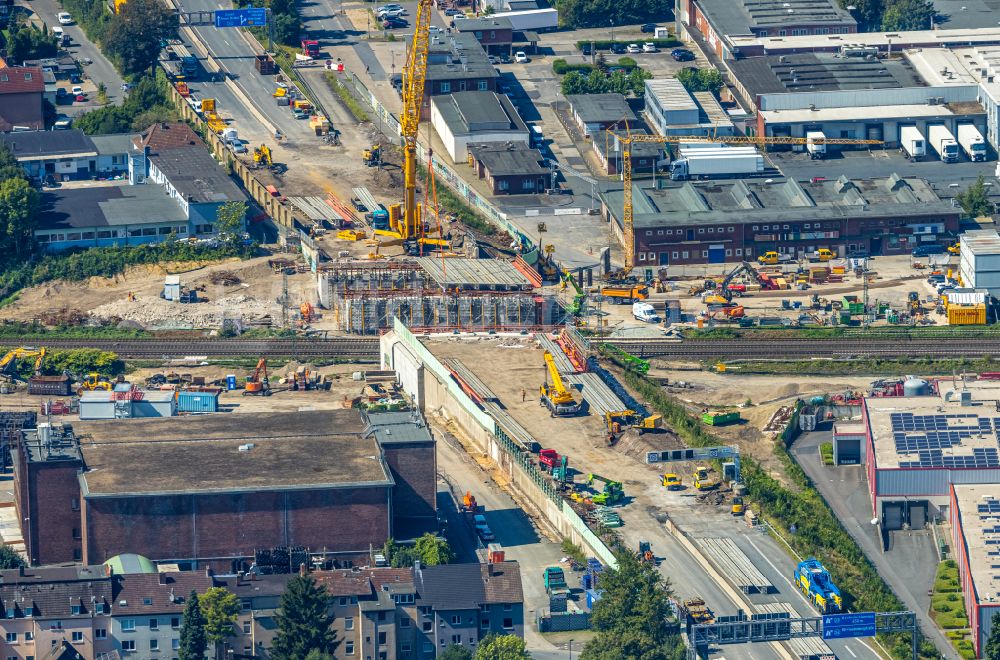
792,428,956,659
19,0,124,112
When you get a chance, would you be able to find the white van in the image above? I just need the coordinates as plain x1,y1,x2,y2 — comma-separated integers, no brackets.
633,301,660,323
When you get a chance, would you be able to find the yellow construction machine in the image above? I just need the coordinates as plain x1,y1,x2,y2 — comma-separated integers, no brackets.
0,347,46,379
362,145,381,167
539,351,582,417
253,145,273,167
77,372,113,395
693,466,716,491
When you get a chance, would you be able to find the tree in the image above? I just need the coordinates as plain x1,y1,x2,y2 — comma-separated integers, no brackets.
271,575,337,660
474,634,530,659
201,586,241,656
0,545,25,570
0,177,40,259
178,590,208,660
985,612,1000,660
272,12,301,47
558,0,671,29
676,67,724,95
439,645,473,660
482,5,496,15
7,26,58,64
956,176,994,218
580,550,686,660
881,0,934,30
303,652,333,660
215,201,248,248
103,0,178,76
414,533,454,566
837,0,883,30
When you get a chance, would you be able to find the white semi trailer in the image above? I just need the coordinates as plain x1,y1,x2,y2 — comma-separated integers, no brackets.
899,126,926,161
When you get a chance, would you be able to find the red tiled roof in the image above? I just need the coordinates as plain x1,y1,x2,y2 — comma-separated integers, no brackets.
0,66,44,94
133,122,202,151
313,567,414,597
113,571,215,614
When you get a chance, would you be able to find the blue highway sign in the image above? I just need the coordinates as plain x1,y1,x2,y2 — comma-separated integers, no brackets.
214,8,266,28
823,612,876,640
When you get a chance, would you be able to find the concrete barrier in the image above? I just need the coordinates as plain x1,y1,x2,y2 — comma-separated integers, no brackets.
382,320,619,569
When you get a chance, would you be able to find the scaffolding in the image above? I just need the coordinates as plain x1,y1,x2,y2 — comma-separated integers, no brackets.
320,262,543,334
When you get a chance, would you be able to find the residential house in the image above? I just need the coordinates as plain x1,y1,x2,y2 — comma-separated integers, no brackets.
424,34,498,101
0,67,44,132
0,129,133,182
455,18,514,56
109,570,214,657
467,143,550,195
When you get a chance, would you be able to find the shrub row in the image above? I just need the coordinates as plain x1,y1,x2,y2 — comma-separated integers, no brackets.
575,38,680,51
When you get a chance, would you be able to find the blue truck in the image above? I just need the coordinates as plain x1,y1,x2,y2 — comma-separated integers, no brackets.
794,558,842,613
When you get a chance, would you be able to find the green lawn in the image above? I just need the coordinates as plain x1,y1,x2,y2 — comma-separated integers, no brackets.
929,560,975,658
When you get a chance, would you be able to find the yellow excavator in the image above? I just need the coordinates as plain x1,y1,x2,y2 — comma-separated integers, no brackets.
362,144,381,167
0,347,45,380
539,350,582,417
253,145,272,167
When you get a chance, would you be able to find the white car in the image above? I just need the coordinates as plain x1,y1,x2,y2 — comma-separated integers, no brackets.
642,42,657,53
57,12,73,24
626,43,641,54
428,25,442,34
376,3,402,13
71,85,84,96
514,51,529,63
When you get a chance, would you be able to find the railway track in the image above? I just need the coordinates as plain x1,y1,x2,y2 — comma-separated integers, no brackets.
1,337,381,358
602,337,1000,359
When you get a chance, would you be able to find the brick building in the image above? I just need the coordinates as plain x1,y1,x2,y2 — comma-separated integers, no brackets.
601,174,961,265
566,94,635,138
14,410,436,570
424,34,498,101
678,0,856,60
0,66,44,132
456,17,514,56
466,143,550,195
592,129,665,176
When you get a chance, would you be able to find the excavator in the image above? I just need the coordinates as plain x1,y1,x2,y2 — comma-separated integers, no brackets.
0,347,45,379
244,358,271,396
253,145,272,168
586,473,624,505
362,144,381,167
371,0,450,253
604,410,663,442
539,350,582,417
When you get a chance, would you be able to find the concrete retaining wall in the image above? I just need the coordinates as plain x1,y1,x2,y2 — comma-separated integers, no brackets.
381,321,618,568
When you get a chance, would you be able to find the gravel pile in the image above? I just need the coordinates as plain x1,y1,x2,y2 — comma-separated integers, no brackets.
89,294,281,329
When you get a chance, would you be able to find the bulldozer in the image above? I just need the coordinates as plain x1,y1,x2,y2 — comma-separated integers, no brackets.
362,145,381,167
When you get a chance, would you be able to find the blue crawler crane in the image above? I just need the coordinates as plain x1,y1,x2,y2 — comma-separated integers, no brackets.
794,558,843,613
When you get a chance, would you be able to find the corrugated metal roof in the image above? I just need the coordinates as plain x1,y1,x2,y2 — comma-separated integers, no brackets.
415,257,532,289
645,78,697,112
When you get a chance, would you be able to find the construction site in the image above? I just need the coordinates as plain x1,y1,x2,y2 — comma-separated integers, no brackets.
315,257,556,333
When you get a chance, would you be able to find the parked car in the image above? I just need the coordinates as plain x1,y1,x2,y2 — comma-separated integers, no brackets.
580,43,592,56
378,8,403,18
428,25,442,34
74,94,86,103
229,139,247,154
444,7,462,15
383,17,407,28
671,48,695,61
55,87,67,98
514,51,529,63
626,43,641,54
912,245,947,257
57,12,73,24
71,85,84,96
642,42,658,53
641,22,658,32
376,3,402,14
499,53,511,63
610,43,626,54
69,73,82,84
606,66,626,75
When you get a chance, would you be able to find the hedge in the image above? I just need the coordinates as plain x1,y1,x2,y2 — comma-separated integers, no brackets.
576,38,681,51
553,57,640,75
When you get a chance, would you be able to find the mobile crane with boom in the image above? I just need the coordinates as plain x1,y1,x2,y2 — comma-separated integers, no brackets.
539,351,582,416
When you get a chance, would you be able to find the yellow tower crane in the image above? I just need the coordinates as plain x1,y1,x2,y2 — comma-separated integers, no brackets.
610,131,885,268
375,0,447,248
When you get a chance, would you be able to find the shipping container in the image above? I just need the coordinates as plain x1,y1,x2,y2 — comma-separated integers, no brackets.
28,375,72,396
177,389,221,413
948,304,987,325
702,411,740,426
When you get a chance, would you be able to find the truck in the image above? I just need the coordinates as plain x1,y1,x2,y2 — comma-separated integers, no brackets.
301,39,320,58
899,126,926,161
543,567,570,596
794,558,843,613
957,124,987,162
757,251,793,265
808,248,835,262
538,448,561,471
255,54,277,75
632,301,660,323
172,44,199,79
806,130,827,159
670,151,765,181
927,124,959,163
602,284,648,303
492,8,558,31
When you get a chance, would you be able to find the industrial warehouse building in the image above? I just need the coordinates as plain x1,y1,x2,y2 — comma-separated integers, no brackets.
12,410,436,569
676,0,856,60
861,384,1000,533
950,484,1000,658
601,174,959,265
644,78,737,137
430,91,529,163
726,52,988,150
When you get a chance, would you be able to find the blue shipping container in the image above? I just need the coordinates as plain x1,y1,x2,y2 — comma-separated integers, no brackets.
177,390,220,413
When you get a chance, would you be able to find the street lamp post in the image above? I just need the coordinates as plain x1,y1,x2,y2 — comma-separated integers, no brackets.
568,638,575,659
610,20,615,41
